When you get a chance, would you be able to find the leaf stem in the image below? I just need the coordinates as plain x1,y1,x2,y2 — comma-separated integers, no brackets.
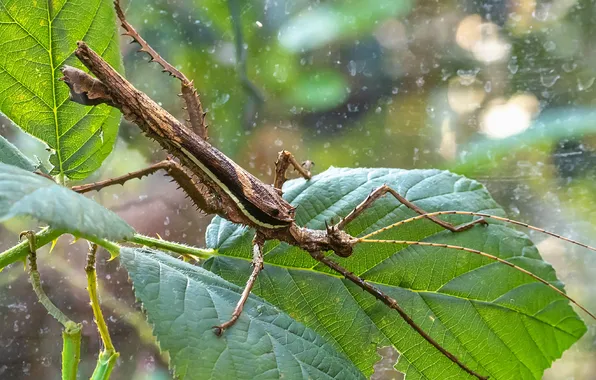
55,172,66,186
86,243,119,379
86,243,117,353
90,349,119,380
62,321,82,380
20,231,83,380
128,233,215,259
22,231,74,327
87,237,121,260
0,228,63,270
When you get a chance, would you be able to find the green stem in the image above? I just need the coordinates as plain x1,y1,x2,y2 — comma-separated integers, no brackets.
86,243,119,380
20,231,82,380
62,321,83,380
0,228,63,270
1,230,213,270
23,232,73,327
87,237,121,260
86,244,117,354
128,233,215,259
90,350,119,380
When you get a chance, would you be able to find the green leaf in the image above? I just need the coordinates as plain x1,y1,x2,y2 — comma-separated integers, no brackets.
119,246,365,380
286,71,349,111
0,163,134,241
205,167,586,379
0,134,39,172
0,0,122,180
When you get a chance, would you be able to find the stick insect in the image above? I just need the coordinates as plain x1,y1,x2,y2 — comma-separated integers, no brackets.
58,2,596,379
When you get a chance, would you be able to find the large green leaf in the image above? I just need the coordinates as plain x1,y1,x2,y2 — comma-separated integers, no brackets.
204,167,586,379
0,0,122,180
119,246,364,380
0,163,134,241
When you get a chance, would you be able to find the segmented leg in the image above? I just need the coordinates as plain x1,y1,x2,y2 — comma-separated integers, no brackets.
336,184,487,232
113,0,208,140
213,234,265,335
273,150,313,190
307,250,487,380
72,158,218,214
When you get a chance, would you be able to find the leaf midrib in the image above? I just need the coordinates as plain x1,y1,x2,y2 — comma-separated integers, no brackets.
0,0,62,174
0,0,114,179
46,1,62,177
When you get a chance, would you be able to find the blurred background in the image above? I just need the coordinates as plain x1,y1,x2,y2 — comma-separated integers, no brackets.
1,0,596,378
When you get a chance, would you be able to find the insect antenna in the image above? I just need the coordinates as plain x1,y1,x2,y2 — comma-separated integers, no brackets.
360,210,596,253
357,237,596,321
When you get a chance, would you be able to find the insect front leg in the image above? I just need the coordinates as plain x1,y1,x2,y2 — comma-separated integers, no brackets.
114,0,208,140
273,150,313,190
336,184,487,232
213,234,265,335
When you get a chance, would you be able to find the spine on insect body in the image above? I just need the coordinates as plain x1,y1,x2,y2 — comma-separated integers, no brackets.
62,43,295,230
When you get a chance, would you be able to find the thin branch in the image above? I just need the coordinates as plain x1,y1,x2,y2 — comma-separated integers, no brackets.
86,243,117,353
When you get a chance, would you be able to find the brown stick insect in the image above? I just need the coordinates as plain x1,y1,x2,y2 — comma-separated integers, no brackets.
58,2,596,379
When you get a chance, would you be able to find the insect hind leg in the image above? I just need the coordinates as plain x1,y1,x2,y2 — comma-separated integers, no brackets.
213,234,265,335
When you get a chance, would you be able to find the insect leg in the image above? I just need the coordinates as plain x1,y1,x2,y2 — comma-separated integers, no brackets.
72,158,219,214
361,210,596,254
337,184,487,232
307,249,488,380
113,0,208,140
273,150,313,190
213,234,265,335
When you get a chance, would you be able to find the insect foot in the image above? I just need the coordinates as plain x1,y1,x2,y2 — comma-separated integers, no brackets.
212,326,225,337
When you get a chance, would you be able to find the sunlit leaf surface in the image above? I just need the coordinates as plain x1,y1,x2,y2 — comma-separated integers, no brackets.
0,0,122,180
